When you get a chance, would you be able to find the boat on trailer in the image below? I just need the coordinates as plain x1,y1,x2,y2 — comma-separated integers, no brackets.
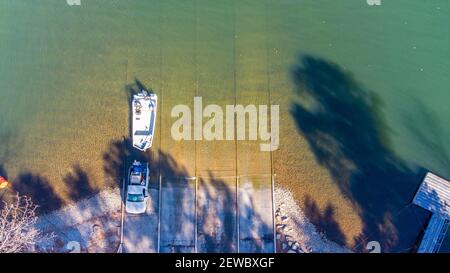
132,90,157,151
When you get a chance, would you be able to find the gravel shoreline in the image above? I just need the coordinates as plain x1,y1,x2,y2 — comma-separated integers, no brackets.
275,186,351,253
32,186,350,253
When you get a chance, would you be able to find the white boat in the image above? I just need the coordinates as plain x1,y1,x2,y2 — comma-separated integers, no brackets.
132,90,157,151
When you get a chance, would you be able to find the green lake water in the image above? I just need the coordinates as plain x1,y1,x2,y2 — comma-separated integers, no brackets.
0,0,449,251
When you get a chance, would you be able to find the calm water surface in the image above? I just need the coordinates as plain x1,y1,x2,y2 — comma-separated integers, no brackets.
0,0,449,251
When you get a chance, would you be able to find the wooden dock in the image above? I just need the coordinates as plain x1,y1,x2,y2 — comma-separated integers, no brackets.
413,172,450,253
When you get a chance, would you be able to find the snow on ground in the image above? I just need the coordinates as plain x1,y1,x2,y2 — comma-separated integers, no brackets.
275,187,351,253
34,188,122,253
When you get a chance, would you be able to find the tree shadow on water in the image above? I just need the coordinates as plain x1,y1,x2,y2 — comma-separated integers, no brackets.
290,55,430,252
63,165,99,202
9,165,99,214
102,137,155,201
12,172,64,214
0,164,7,179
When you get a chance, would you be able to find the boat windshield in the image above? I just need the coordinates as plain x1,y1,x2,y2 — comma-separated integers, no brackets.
130,174,142,184
127,194,144,202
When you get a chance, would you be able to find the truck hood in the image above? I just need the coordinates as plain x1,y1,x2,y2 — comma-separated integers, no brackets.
125,200,147,214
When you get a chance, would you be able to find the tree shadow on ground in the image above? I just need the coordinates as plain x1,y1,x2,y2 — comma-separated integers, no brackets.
2,164,120,252
197,172,237,253
290,55,430,252
303,195,346,246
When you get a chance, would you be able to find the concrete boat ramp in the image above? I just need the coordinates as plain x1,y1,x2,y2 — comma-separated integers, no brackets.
121,175,275,253
159,177,197,253
197,176,238,253
122,187,159,253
